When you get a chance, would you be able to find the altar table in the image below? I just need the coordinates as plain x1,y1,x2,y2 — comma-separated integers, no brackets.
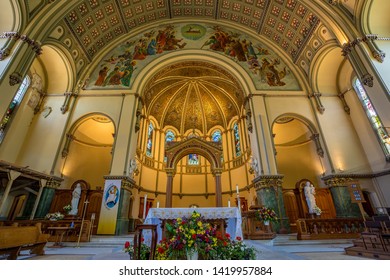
143,207,243,243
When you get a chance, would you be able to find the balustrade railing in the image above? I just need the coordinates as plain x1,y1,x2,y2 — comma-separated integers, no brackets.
296,218,364,240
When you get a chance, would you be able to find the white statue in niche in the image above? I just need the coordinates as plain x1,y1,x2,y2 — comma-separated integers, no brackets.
128,158,138,179
250,156,259,177
69,183,81,215
304,181,317,214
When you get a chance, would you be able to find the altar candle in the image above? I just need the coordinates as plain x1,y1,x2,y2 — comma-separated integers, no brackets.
143,194,147,219
228,200,231,207
157,201,160,208
236,184,239,194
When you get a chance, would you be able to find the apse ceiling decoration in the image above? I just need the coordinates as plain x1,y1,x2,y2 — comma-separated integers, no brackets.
143,61,244,134
86,22,301,90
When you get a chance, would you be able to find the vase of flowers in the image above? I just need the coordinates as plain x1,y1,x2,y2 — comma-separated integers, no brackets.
254,206,278,224
313,205,322,216
63,204,72,214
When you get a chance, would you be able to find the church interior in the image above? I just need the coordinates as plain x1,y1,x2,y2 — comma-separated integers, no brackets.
0,0,390,260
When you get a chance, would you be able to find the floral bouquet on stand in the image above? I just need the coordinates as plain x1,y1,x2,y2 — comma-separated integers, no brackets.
254,206,278,224
63,204,72,214
45,212,65,221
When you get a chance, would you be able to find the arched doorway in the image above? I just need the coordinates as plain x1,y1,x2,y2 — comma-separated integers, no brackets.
134,59,253,209
165,135,223,207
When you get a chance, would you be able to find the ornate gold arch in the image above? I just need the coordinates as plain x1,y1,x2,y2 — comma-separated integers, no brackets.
164,136,223,207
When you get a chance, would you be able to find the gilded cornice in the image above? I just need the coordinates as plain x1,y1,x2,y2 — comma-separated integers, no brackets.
103,175,137,191
253,174,284,190
322,169,390,187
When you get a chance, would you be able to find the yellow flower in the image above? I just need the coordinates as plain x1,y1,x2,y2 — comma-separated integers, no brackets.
197,221,203,227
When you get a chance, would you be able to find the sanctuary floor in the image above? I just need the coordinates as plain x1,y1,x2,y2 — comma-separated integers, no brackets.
15,234,368,260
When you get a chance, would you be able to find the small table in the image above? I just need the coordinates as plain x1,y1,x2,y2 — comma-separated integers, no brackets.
47,226,72,248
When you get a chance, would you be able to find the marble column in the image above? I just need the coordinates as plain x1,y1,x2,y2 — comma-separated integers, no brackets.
213,169,223,207
253,175,290,233
165,169,175,208
116,179,133,235
34,179,61,219
323,176,360,218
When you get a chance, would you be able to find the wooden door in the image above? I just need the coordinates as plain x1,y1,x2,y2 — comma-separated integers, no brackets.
282,190,299,232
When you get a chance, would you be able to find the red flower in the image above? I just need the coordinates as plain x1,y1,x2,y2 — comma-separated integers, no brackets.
192,234,196,239
124,241,130,248
141,237,144,242
236,236,242,241
157,247,165,253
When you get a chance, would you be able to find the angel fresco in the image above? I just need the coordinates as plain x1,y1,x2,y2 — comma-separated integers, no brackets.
91,25,187,88
202,26,289,87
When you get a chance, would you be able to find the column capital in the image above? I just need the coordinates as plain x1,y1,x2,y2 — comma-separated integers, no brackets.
253,174,284,190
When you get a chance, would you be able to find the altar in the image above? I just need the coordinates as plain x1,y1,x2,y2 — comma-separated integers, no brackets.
144,207,243,243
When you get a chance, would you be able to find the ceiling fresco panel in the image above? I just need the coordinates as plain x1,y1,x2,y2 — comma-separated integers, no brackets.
86,22,301,90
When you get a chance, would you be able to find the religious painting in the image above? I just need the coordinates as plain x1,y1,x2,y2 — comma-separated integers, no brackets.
188,154,199,165
87,23,300,91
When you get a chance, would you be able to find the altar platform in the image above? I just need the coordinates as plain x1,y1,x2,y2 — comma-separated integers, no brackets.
9,234,367,260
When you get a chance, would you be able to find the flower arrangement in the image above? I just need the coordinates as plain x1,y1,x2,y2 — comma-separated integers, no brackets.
45,212,64,220
63,204,72,213
254,206,278,222
313,205,322,215
154,211,256,260
124,240,151,260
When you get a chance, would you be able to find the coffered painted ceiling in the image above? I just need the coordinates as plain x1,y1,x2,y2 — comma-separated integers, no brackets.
46,0,337,80
63,0,320,62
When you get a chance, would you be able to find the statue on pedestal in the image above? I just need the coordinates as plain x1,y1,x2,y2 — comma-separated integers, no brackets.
304,181,317,214
69,183,81,216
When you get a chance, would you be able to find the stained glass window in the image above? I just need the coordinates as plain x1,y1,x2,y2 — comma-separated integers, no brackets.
212,129,222,142
164,130,175,162
146,122,154,157
233,123,241,156
165,130,175,143
354,78,390,159
188,154,199,165
0,76,30,144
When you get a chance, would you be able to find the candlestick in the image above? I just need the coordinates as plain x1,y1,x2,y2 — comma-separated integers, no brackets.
236,184,239,194
228,200,230,207
157,201,160,208
143,194,147,220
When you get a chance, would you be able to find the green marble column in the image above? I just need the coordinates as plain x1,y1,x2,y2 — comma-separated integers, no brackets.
115,186,132,235
35,187,56,219
254,175,290,233
330,186,361,218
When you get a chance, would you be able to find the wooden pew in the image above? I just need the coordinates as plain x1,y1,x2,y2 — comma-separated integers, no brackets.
0,223,50,260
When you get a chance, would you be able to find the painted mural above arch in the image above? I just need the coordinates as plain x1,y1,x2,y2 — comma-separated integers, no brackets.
86,23,301,91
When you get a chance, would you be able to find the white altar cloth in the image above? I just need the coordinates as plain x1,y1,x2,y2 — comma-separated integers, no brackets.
143,207,243,243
